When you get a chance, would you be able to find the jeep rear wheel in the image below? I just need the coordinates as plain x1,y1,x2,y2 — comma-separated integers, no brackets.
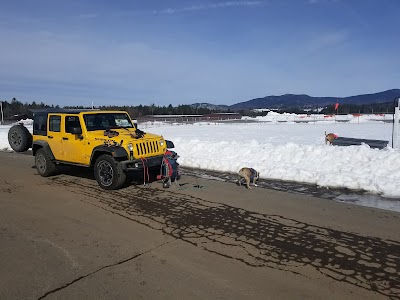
35,148,56,177
94,154,126,190
8,125,32,152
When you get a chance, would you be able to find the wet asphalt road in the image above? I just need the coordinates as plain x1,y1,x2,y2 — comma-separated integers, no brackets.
0,151,400,299
11,149,400,211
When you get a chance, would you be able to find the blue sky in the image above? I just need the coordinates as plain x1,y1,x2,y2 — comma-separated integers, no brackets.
0,0,399,106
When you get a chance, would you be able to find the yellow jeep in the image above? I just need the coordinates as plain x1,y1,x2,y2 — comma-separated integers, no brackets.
28,109,172,189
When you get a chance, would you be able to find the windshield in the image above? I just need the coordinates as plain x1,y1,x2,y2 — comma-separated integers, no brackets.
84,113,134,131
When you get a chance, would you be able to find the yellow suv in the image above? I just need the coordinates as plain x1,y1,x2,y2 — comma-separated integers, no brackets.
28,109,172,189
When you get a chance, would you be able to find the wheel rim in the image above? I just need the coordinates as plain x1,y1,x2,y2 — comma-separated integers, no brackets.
36,153,46,173
11,131,22,147
98,161,113,187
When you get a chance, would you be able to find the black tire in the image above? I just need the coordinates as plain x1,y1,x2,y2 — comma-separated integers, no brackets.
35,148,57,177
8,125,32,152
94,154,126,190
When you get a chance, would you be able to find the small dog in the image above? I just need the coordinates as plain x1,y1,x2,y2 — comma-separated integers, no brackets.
237,167,260,189
325,131,338,145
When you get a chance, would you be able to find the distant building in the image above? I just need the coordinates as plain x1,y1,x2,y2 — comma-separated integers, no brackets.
252,108,278,112
303,107,324,113
252,108,270,112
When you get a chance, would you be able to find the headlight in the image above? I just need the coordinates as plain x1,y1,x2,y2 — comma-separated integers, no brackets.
127,143,134,151
159,139,165,146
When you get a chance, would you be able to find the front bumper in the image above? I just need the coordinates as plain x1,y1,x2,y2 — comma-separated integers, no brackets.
120,155,163,171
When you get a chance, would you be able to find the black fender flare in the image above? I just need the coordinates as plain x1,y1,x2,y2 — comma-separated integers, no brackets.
90,146,128,165
32,140,55,160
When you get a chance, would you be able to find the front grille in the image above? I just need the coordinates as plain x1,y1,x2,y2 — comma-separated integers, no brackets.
135,140,160,156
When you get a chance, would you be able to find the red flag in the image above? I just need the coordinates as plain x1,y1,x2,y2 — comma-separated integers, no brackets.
334,102,339,111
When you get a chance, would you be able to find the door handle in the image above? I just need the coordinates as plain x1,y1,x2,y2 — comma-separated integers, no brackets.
62,137,69,140
48,136,53,139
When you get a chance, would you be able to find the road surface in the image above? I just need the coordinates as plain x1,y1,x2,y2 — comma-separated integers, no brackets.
0,151,399,299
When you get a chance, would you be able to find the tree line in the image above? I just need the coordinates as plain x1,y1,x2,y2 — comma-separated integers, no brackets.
248,102,398,117
320,102,396,115
1,97,398,121
1,98,55,120
0,98,225,120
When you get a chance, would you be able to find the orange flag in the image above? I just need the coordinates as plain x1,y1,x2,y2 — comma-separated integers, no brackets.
334,102,339,111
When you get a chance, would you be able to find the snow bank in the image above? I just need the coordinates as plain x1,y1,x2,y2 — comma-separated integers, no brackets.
146,122,399,198
1,120,399,198
173,138,400,197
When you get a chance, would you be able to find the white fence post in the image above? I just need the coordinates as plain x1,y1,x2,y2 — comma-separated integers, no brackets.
393,98,400,149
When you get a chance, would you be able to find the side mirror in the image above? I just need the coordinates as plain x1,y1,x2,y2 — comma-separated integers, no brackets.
71,127,82,135
166,140,174,148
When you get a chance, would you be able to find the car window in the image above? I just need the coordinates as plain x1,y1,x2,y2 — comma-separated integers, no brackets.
65,115,82,134
33,114,47,136
84,113,133,131
49,115,61,132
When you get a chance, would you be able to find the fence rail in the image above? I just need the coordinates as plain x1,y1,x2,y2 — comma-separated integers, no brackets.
137,113,398,126
0,113,397,126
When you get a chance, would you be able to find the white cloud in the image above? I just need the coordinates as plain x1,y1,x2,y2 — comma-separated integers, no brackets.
0,28,255,105
153,1,261,14
305,31,349,53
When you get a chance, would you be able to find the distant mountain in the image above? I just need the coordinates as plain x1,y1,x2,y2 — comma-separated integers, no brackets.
229,89,400,110
340,89,400,105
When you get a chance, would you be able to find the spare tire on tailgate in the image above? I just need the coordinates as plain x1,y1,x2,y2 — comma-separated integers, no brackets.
8,124,32,152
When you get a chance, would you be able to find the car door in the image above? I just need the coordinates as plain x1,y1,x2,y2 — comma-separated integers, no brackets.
62,114,87,165
47,114,63,160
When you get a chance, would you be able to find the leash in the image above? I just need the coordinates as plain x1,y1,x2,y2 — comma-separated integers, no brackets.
141,157,150,186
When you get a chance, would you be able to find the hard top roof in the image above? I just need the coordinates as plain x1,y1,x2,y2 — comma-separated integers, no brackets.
30,108,127,114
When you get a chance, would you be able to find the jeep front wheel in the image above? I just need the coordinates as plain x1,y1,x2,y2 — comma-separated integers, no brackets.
94,154,126,190
35,148,56,177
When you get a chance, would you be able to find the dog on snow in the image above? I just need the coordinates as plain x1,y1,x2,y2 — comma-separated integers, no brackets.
325,131,338,145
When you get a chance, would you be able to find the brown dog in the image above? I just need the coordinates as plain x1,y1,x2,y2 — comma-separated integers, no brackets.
325,131,338,145
237,167,259,189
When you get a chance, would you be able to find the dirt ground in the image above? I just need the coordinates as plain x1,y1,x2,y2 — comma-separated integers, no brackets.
0,151,399,299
